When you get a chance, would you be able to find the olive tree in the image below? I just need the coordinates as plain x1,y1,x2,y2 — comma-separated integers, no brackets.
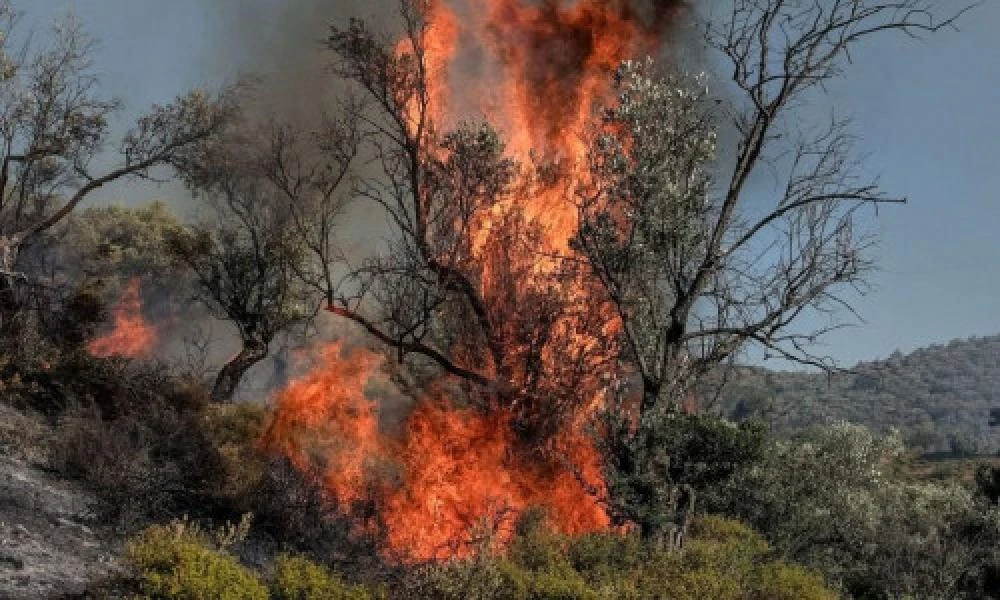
573,0,971,542
322,2,616,442
167,115,358,402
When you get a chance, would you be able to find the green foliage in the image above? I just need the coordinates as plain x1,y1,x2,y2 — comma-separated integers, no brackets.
602,410,767,541
62,201,186,283
402,513,836,600
406,557,595,600
125,519,268,600
626,516,835,600
271,555,378,600
711,422,1000,598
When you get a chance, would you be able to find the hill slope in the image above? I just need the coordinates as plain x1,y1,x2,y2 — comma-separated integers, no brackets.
715,334,1000,453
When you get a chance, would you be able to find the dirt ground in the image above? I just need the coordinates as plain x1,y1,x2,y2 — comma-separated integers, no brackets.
0,403,121,599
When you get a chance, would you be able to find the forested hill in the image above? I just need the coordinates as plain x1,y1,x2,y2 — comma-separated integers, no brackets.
716,334,1000,454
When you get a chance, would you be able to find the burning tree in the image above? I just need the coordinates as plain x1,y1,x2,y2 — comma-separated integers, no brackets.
261,0,970,557
322,0,666,444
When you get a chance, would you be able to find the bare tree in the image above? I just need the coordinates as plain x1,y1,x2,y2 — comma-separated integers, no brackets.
572,1,970,541
0,3,236,284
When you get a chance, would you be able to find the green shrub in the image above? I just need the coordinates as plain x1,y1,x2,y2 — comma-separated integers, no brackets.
752,563,839,600
125,519,267,599
567,531,644,582
634,517,835,600
271,554,377,600
402,514,834,600
405,558,594,600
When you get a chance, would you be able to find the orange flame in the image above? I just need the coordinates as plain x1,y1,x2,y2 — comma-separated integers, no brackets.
262,344,608,562
88,277,158,359
266,0,685,561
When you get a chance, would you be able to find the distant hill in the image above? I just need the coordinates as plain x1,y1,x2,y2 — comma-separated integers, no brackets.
713,335,1000,454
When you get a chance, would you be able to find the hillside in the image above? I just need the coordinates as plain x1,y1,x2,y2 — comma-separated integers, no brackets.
716,334,1000,454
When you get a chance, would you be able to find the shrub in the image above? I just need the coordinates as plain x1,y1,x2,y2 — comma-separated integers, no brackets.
404,557,594,600
601,411,768,541
634,517,835,600
753,563,841,600
402,514,835,600
200,402,269,507
125,519,268,600
48,360,225,530
271,554,379,600
715,422,1000,598
246,455,385,578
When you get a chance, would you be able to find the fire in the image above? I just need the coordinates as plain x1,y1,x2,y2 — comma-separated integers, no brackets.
88,277,158,359
262,344,608,562
266,0,685,561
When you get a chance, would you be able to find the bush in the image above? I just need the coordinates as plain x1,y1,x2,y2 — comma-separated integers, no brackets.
404,558,594,600
401,514,835,600
125,519,268,600
271,554,379,600
753,563,841,600
714,423,1000,598
601,411,768,541
247,455,385,578
47,359,225,530
634,516,836,600
200,402,269,507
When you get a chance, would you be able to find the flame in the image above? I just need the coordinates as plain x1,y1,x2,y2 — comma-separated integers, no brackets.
262,344,608,562
266,0,685,561
88,277,158,359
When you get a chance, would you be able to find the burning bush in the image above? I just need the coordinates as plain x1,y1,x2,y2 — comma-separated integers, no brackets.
260,343,608,562
87,277,159,359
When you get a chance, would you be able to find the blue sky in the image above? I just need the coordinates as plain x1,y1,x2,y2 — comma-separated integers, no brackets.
18,0,1000,367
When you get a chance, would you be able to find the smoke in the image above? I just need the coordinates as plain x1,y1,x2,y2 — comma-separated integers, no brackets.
198,0,374,117
200,0,694,122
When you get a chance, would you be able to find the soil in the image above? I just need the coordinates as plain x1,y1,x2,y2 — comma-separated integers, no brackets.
0,403,122,599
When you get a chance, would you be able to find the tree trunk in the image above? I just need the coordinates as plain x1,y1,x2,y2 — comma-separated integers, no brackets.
211,339,269,403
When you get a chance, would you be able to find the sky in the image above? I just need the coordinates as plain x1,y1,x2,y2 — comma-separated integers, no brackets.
16,0,1000,368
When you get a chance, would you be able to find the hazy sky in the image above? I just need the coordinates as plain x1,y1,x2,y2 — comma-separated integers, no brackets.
17,0,1000,367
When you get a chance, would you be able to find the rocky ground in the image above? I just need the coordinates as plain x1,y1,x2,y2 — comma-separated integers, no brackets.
0,403,121,599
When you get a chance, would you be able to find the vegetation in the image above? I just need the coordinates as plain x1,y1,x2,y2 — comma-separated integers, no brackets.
121,514,835,600
0,1,989,599
706,423,1000,598
125,518,269,600
712,334,1000,454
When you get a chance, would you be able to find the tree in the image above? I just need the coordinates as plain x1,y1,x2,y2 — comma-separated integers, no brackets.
0,2,235,308
168,117,357,402
571,0,969,541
